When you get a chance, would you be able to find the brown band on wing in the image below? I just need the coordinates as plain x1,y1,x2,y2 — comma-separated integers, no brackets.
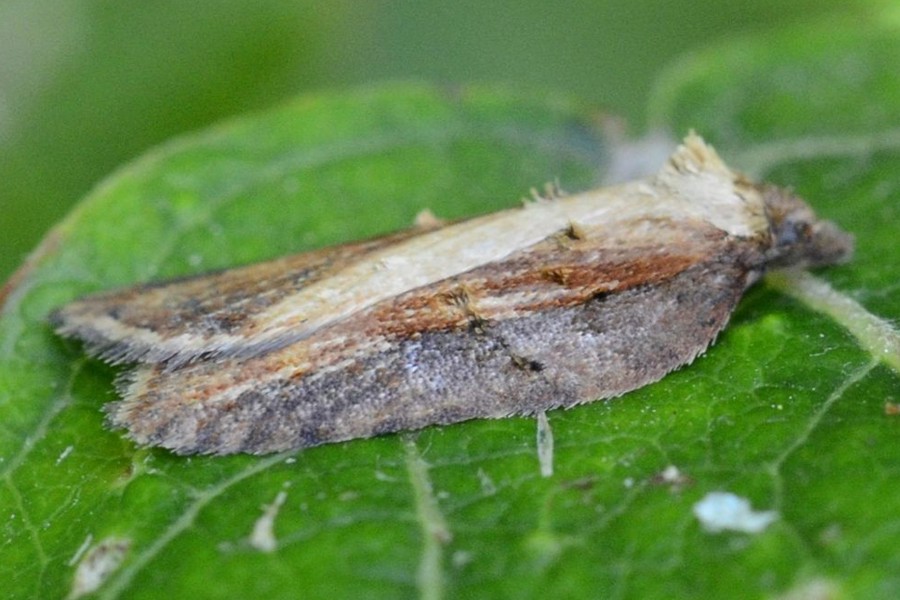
361,217,734,339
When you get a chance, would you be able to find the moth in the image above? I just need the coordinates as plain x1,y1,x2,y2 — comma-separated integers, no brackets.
50,134,853,455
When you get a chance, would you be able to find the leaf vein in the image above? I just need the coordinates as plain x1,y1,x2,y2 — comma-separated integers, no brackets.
766,270,900,375
97,453,287,600
766,359,877,509
403,436,451,600
735,127,900,176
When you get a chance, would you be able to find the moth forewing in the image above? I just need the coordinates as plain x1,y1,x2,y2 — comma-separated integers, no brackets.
52,133,853,455
51,135,763,366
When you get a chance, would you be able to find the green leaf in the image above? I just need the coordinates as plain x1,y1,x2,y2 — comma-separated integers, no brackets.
2,22,900,600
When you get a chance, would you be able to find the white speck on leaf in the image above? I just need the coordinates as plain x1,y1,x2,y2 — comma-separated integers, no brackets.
67,537,131,599
536,411,554,477
660,465,681,482
249,490,288,553
55,445,74,465
693,491,778,534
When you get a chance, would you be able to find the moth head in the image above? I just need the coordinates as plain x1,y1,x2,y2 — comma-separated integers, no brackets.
760,184,854,269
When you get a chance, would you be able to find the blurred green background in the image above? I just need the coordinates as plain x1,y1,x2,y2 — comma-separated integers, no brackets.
0,0,877,283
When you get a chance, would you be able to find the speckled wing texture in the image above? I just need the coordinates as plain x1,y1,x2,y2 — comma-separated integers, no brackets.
50,134,853,454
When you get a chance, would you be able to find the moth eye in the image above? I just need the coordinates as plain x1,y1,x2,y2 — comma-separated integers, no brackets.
776,220,812,248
